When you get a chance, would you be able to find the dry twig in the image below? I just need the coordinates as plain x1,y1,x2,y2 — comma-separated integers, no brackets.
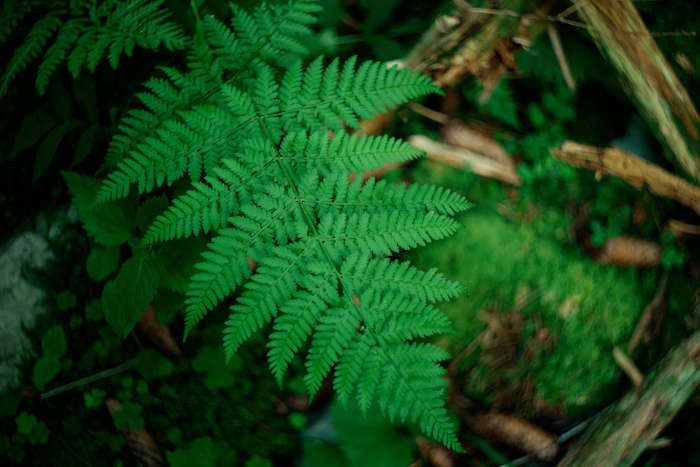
612,347,644,387
552,142,700,214
465,412,559,461
558,330,700,466
575,0,700,180
135,305,181,357
409,135,521,185
628,272,669,352
597,236,662,268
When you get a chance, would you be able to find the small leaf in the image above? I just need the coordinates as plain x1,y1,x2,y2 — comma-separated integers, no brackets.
10,108,55,159
33,122,78,182
167,437,216,467
85,299,102,321
16,412,38,435
56,290,77,311
86,246,120,282
63,171,134,246
102,254,160,338
134,349,174,380
41,325,67,357
33,356,60,389
84,388,106,409
73,124,100,166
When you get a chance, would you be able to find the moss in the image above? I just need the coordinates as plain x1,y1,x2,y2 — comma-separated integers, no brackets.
408,208,645,415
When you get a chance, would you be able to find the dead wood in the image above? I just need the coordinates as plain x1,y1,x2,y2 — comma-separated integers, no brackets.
613,347,644,388
358,0,551,135
575,0,700,180
464,412,559,461
409,135,521,185
416,436,454,467
552,141,700,214
596,236,662,268
558,330,700,467
440,120,516,168
628,272,669,352
135,305,181,357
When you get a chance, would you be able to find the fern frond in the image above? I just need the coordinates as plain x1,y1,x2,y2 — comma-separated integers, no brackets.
317,210,459,256
222,244,311,357
36,18,83,94
1,0,186,98
340,253,465,302
1,8,64,97
95,0,469,449
280,131,424,174
0,0,39,43
183,230,251,336
267,275,337,384
304,304,358,396
143,158,257,244
183,189,301,335
375,342,461,451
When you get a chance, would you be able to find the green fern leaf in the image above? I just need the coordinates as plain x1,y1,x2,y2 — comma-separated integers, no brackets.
94,0,468,450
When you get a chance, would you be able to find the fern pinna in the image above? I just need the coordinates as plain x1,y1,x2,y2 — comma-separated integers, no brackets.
0,0,186,97
97,0,469,450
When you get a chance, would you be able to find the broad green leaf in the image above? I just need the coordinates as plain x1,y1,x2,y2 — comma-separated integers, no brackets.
102,254,160,338
33,355,60,388
33,122,78,182
63,171,134,246
86,246,120,282
41,325,67,357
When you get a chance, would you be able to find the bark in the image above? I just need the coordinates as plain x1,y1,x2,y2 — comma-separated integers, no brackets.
552,142,700,214
596,236,662,268
135,305,181,357
359,1,551,136
464,412,559,461
575,0,700,181
558,330,700,467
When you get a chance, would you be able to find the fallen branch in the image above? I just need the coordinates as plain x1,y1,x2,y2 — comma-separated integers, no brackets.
464,412,559,461
409,135,521,185
558,329,700,466
358,0,551,135
135,305,181,357
596,236,662,268
575,0,700,181
612,347,643,388
668,219,700,237
547,23,576,89
628,272,669,352
440,120,516,168
551,142,700,214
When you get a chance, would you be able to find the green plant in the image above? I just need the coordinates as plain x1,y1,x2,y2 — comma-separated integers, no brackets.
55,0,471,450
0,0,186,97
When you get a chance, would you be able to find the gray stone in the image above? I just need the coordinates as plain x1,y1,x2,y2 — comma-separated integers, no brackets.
0,232,53,390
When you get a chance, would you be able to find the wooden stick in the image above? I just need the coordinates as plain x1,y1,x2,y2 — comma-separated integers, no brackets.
551,141,700,214
465,412,559,461
409,135,521,185
575,0,700,181
612,347,643,387
547,23,576,89
558,330,700,467
628,272,669,352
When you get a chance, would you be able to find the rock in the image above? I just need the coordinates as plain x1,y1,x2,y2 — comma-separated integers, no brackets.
0,233,53,390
